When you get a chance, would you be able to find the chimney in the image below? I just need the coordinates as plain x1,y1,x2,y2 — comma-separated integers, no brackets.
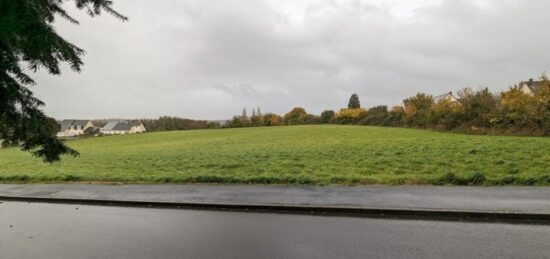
529,78,534,83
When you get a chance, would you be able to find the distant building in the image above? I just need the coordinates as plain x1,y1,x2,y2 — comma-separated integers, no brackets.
100,121,146,135
402,91,459,109
57,120,94,138
518,78,542,96
433,92,459,103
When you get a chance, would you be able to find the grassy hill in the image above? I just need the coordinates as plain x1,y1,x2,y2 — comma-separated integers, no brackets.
1,125,549,185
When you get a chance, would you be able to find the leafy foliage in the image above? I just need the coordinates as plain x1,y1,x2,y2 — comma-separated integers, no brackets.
283,107,309,125
225,77,550,136
360,105,388,125
403,93,434,127
263,113,282,126
457,87,498,129
335,108,367,124
320,110,335,123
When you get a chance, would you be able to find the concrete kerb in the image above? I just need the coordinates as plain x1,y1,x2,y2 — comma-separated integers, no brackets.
1,195,549,225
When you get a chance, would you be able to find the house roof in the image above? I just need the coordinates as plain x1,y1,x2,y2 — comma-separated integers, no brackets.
403,92,457,107
101,121,119,131
101,121,143,131
519,79,542,92
59,120,92,131
433,92,457,103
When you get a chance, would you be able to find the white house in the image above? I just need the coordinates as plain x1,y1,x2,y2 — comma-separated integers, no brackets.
433,92,459,103
100,121,146,135
403,91,459,109
518,78,542,96
57,120,94,137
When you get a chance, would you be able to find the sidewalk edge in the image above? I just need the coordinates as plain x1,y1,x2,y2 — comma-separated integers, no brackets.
1,195,549,224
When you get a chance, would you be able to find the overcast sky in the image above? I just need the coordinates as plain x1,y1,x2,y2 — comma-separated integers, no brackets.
34,0,550,120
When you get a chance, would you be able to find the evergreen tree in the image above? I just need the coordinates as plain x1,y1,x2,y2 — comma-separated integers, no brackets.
250,106,264,126
240,108,250,126
348,93,361,109
0,0,126,162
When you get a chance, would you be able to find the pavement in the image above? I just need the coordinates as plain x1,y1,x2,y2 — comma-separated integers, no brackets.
2,201,550,259
0,184,550,222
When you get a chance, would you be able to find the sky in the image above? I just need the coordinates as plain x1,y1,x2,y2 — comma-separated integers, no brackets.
34,0,550,120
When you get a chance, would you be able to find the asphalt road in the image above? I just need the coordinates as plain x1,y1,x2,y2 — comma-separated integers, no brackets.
1,202,549,259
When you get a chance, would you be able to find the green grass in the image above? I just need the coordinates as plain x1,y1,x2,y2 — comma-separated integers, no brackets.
1,125,549,185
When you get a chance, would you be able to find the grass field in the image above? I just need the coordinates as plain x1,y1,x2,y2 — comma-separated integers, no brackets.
1,125,549,185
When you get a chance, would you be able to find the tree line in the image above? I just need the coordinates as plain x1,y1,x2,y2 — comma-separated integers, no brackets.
222,75,550,136
140,117,221,131
127,75,550,136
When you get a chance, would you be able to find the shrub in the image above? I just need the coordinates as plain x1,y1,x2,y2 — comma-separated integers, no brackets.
335,108,367,124
360,105,388,125
263,113,282,126
432,99,462,130
320,110,335,123
283,107,308,125
457,87,498,128
403,93,434,128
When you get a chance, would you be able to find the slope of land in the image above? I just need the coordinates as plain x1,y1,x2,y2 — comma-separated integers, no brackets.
0,125,549,185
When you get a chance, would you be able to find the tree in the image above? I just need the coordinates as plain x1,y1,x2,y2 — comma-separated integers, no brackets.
229,116,244,128
533,75,550,133
320,110,335,123
360,105,389,125
431,99,462,130
500,86,538,129
263,113,282,126
240,108,250,126
283,107,308,125
305,114,321,124
384,106,405,126
403,93,434,128
348,93,361,109
457,87,498,129
0,0,126,162
250,107,264,126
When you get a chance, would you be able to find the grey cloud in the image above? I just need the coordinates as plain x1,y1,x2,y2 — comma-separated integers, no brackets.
34,0,550,120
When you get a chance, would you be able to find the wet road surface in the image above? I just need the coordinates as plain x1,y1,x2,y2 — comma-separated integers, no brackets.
1,201,549,259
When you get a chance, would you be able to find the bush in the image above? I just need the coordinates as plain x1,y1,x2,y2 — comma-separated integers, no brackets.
283,107,309,125
320,110,335,123
335,108,367,124
403,93,434,128
263,113,282,126
360,105,388,125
